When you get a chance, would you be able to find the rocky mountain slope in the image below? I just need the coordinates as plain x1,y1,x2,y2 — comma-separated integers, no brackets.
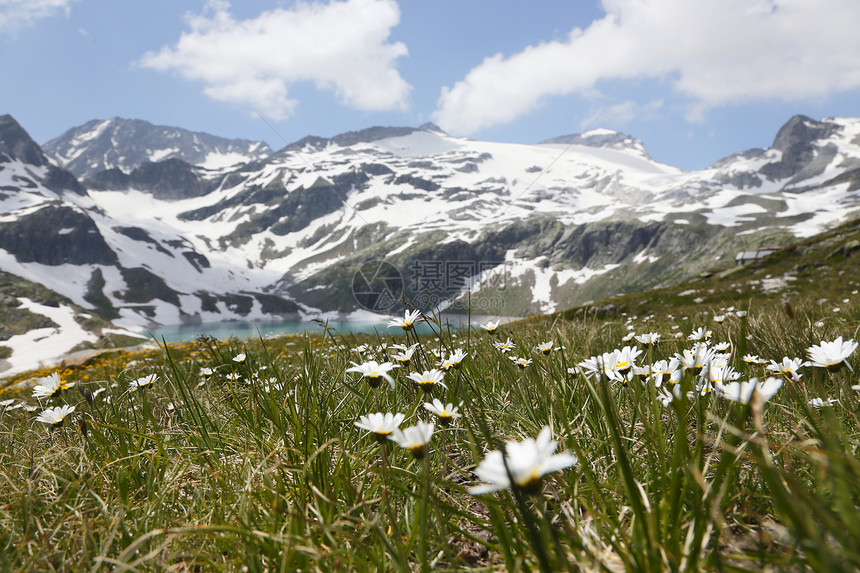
43,117,273,179
0,112,859,352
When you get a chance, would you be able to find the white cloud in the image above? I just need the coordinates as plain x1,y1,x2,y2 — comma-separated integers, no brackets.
434,0,860,134
586,99,664,129
0,0,75,36
139,0,411,120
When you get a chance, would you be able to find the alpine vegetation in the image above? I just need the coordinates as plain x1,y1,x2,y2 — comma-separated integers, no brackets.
0,280,859,570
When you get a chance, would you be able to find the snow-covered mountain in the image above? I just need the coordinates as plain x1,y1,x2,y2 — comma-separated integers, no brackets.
540,128,653,158
2,112,860,344
0,115,297,336
43,117,273,179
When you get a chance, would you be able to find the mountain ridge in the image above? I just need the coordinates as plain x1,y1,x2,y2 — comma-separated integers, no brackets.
539,128,652,159
0,112,857,343
43,117,274,179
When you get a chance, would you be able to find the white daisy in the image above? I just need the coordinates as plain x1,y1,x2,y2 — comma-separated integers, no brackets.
714,377,783,404
510,356,533,369
129,374,157,391
688,327,712,341
423,399,462,426
634,332,660,347
442,348,468,370
407,369,447,392
809,397,838,408
347,360,400,389
674,343,716,373
388,309,422,331
614,346,641,373
469,427,577,495
807,337,858,371
390,343,419,365
35,404,76,427
535,342,554,355
390,421,435,458
355,412,406,443
32,373,74,400
493,338,516,353
766,357,807,381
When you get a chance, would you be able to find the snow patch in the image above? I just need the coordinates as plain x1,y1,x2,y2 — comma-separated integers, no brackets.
779,183,859,237
705,202,768,226
201,151,252,170
581,128,618,138
372,131,464,157
633,250,660,264
148,147,179,163
0,298,98,377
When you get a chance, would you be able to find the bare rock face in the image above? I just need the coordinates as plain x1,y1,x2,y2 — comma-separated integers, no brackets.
0,114,46,166
85,158,214,200
0,115,86,195
760,115,839,182
0,204,117,266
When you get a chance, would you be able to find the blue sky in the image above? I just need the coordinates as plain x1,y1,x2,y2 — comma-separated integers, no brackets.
1,0,859,170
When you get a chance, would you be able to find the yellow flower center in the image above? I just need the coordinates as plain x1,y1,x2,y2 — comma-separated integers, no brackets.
515,469,543,493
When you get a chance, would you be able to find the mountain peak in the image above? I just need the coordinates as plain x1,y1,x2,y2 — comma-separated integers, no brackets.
757,115,841,181
539,128,651,158
282,125,430,152
0,114,86,195
771,114,837,152
0,114,47,166
44,118,273,179
418,122,445,134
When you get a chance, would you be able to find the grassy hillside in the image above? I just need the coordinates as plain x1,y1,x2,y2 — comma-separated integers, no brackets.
557,216,860,322
0,218,858,571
